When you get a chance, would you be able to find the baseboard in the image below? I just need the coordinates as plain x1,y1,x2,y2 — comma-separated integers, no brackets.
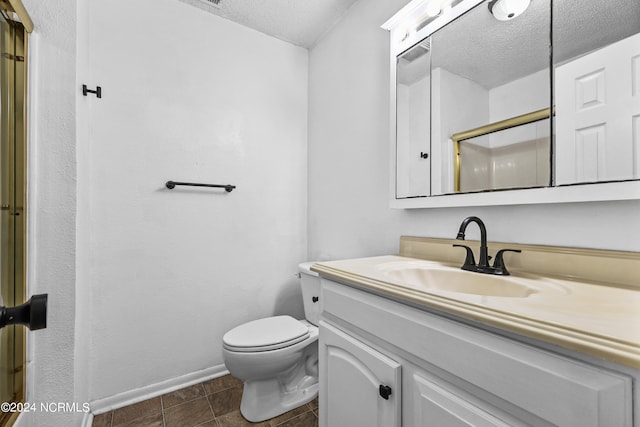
90,364,229,415
80,412,93,427
12,411,31,427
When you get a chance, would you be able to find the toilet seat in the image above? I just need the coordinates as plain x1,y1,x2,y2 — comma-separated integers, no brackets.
223,315,310,352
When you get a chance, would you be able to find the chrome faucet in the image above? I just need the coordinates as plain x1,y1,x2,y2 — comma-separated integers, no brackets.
453,216,521,275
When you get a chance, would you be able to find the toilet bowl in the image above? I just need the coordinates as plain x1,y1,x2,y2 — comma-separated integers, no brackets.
222,262,321,422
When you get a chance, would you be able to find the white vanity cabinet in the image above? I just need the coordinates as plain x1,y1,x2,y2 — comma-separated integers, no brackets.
408,367,521,427
319,321,401,427
318,278,635,427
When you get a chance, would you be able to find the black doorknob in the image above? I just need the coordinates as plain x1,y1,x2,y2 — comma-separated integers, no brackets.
0,294,48,330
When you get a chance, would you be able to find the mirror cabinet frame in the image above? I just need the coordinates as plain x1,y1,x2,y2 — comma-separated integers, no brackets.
382,0,640,208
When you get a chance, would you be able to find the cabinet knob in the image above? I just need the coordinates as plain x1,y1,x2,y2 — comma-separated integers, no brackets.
379,384,392,400
312,296,319,303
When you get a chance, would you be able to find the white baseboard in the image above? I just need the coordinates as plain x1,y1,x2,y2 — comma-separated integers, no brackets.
90,364,229,416
80,412,93,427
12,411,31,427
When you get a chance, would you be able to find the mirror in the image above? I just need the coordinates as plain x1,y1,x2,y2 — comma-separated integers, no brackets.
396,40,432,198
430,0,551,195
391,0,640,200
453,112,550,193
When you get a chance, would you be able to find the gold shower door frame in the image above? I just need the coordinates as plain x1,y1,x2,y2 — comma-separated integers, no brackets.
0,10,27,427
451,108,551,193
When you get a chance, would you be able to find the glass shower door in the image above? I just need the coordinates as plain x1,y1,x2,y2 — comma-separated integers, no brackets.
0,11,26,427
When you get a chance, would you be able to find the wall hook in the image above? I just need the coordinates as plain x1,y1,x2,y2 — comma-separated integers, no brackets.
83,84,102,98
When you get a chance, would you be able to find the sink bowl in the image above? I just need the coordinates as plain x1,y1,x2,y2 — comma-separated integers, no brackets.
378,261,543,298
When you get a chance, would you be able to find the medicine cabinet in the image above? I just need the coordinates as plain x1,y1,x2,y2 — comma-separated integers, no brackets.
383,0,640,208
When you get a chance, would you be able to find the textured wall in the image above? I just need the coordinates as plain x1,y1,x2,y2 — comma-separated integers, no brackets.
20,0,79,426
81,0,308,401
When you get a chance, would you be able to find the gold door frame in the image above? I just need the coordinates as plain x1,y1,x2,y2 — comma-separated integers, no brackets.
0,1,29,426
451,108,551,193
0,1,32,33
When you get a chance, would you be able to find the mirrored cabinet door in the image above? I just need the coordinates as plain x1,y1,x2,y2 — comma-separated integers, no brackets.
396,40,432,199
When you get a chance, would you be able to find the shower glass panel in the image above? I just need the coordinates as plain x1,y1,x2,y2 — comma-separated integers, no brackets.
0,11,27,427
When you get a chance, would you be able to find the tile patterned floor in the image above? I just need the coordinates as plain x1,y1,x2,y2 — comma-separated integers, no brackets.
92,375,318,427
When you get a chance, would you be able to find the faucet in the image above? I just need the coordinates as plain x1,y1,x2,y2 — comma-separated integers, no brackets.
453,216,521,275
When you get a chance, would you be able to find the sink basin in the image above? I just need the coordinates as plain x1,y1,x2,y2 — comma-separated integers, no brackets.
378,261,551,298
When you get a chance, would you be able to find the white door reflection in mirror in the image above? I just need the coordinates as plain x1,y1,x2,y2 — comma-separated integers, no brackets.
396,40,431,198
555,33,640,185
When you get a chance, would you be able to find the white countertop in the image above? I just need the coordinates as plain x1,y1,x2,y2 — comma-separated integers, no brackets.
312,255,640,369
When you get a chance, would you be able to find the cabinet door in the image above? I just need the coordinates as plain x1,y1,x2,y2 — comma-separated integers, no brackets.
409,372,518,427
319,321,401,427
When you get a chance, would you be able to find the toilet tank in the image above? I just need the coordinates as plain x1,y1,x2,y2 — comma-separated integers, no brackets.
298,262,321,326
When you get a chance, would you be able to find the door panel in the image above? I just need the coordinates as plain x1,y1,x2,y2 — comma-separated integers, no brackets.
319,321,401,427
556,32,640,184
412,373,513,427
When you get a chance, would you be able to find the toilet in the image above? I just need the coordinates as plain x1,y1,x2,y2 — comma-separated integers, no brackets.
222,262,321,422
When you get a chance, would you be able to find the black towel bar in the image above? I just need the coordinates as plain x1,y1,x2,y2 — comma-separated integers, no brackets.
165,181,236,192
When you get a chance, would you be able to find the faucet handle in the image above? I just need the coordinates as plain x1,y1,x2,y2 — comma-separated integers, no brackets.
492,249,522,275
453,244,476,271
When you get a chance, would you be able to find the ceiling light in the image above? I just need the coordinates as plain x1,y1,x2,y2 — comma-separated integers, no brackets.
488,0,531,21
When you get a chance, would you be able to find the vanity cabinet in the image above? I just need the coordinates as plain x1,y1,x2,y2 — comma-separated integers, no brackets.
408,368,519,427
319,321,401,427
318,278,634,427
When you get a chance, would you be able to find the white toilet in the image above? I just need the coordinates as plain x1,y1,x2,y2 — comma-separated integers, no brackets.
222,262,321,422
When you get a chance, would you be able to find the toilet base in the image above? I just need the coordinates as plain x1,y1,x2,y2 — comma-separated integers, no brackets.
239,346,319,423
240,377,318,422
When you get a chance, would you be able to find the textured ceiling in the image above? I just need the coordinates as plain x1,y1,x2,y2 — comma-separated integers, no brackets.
430,0,550,89
415,0,640,89
177,0,361,48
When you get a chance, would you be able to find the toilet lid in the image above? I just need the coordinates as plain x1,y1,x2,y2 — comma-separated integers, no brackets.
223,315,310,352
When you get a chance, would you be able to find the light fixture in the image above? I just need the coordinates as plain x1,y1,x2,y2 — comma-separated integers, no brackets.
488,0,531,21
425,0,443,17
425,0,455,17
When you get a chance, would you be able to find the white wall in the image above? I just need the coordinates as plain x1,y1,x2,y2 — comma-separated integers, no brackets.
307,0,640,261
20,0,80,426
489,68,549,122
77,0,309,401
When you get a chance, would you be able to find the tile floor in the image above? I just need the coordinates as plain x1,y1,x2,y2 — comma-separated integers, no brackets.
92,375,318,427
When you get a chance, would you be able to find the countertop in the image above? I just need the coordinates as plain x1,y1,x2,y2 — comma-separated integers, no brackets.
312,255,640,369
